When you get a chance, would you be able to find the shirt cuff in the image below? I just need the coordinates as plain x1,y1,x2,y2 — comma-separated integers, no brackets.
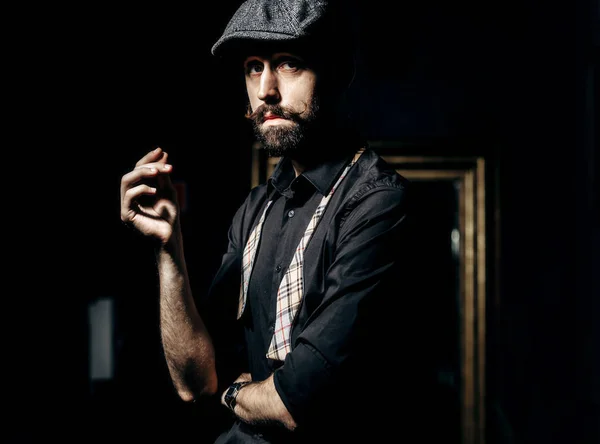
272,341,332,427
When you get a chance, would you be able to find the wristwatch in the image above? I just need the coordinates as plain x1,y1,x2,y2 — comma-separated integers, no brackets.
224,381,250,411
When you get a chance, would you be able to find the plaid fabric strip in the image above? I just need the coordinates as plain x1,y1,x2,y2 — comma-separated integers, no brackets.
266,148,364,361
238,200,273,319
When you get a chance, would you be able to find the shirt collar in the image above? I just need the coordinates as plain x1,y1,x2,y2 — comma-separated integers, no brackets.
268,149,356,199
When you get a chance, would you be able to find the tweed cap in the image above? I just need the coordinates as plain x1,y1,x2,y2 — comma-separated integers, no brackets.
211,0,346,58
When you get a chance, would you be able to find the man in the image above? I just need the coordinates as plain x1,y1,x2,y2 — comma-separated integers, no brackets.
120,0,424,442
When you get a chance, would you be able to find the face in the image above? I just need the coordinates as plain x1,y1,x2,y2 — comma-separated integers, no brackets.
244,52,320,157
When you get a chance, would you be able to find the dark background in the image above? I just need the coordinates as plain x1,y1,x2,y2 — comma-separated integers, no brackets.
5,0,597,443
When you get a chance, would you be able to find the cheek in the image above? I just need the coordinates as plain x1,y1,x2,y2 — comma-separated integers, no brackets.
246,82,260,110
248,96,261,112
283,78,316,104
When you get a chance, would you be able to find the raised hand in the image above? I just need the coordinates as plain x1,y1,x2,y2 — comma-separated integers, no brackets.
120,147,178,245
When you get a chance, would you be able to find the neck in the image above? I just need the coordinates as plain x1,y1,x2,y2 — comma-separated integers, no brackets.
288,123,364,172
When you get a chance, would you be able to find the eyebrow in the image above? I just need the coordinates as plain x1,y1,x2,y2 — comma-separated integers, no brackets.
273,52,305,62
244,53,305,65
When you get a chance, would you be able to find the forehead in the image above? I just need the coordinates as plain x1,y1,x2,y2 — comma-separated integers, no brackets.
229,40,314,63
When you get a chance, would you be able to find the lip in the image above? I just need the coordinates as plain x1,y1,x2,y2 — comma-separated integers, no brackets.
263,113,285,122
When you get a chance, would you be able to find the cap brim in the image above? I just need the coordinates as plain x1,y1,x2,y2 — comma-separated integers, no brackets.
211,31,301,57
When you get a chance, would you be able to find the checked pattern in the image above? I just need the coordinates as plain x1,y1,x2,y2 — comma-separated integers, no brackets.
239,200,273,319
239,148,364,361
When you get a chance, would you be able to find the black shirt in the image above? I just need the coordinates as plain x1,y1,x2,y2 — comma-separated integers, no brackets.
202,145,422,443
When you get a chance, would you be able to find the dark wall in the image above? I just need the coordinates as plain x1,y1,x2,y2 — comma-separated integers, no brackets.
7,0,596,443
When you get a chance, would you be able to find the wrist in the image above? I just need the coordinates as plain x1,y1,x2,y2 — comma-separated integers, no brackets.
224,381,250,412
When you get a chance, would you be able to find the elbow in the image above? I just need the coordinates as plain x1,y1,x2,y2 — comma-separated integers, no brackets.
200,373,219,397
177,376,219,403
280,408,298,431
177,389,196,403
171,361,218,403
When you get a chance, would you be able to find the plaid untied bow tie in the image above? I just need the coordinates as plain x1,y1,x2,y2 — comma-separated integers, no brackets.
239,148,365,361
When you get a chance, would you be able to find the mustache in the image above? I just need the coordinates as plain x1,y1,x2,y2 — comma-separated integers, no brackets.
245,103,306,123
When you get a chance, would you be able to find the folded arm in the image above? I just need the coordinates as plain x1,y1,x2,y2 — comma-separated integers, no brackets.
221,373,297,431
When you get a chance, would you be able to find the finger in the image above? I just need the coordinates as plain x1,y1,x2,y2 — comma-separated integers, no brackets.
157,151,169,165
133,161,172,173
120,184,157,221
134,146,164,168
120,165,161,194
235,373,252,383
156,162,174,188
120,164,172,203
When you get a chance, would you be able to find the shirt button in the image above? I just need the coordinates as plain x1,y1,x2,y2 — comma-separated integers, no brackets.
275,265,282,272
288,209,295,218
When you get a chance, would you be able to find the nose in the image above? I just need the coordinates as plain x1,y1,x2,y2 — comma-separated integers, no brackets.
257,68,280,103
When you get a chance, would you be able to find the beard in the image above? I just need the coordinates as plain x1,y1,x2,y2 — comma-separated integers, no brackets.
246,96,320,158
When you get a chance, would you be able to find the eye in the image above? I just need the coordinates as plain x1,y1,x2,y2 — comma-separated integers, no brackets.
278,60,302,72
245,61,263,76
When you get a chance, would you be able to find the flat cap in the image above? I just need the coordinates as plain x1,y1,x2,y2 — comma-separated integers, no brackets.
211,0,333,57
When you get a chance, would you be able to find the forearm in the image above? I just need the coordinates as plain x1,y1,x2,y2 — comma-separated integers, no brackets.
157,233,218,401
227,375,297,431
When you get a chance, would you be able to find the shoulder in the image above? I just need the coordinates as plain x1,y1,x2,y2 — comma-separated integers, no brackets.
356,148,410,187
345,148,412,207
329,148,413,231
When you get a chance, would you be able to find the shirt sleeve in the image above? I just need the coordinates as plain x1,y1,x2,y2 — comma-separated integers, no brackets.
273,180,418,427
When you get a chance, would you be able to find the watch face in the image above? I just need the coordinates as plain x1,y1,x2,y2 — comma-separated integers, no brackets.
225,383,239,409
225,381,249,410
